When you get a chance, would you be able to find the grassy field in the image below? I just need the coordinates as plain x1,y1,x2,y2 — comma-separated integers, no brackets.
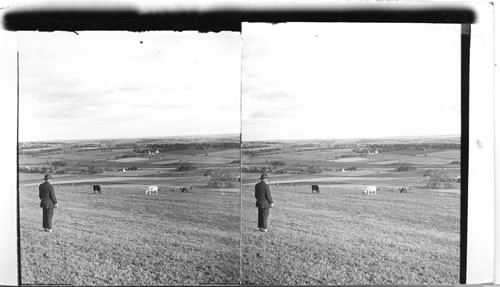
18,137,461,284
241,184,460,285
20,184,240,285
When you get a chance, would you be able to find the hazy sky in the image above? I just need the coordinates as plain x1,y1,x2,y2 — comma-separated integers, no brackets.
19,31,240,142
18,24,462,143
242,23,461,141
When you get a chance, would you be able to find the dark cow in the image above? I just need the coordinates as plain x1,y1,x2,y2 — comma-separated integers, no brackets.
311,184,320,194
400,187,408,193
93,185,101,194
180,187,188,193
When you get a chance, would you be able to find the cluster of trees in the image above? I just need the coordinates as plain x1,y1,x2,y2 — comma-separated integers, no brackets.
242,166,271,173
19,148,63,156
337,167,357,171
244,141,281,147
115,154,136,160
290,144,357,151
352,147,377,154
395,165,417,172
242,143,273,149
204,169,240,181
423,170,458,182
133,147,156,154
330,144,356,149
355,143,460,153
270,160,286,167
289,143,317,148
282,165,330,174
305,165,323,173
113,143,137,149
335,154,359,159
424,170,460,188
20,162,119,175
19,166,52,174
49,161,67,168
177,162,196,171
88,165,104,174
413,143,460,150
242,164,329,175
70,143,100,148
19,165,95,175
19,143,57,149
144,142,239,153
243,147,281,157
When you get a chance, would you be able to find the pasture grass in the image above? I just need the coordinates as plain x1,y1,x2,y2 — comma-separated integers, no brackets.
424,149,461,159
20,185,240,285
241,185,460,285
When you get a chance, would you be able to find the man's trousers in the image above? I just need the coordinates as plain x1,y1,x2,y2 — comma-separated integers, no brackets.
257,207,270,229
42,207,54,229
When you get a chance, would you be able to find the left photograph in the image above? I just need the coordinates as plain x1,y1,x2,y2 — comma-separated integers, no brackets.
17,31,241,285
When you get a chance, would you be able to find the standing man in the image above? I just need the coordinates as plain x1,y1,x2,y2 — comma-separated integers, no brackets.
39,174,58,233
255,173,274,232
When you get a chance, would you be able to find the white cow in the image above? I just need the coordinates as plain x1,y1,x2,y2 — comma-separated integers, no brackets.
145,185,159,195
363,185,377,195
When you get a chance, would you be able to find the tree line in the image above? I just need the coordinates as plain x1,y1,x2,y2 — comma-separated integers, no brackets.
353,143,460,153
138,142,239,153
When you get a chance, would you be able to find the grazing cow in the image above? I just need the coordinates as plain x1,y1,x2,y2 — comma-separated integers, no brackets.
311,184,320,194
93,185,101,194
400,187,408,193
363,185,377,195
145,185,159,195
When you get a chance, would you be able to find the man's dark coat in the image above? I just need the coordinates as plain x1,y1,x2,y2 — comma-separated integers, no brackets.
39,181,58,208
255,181,273,208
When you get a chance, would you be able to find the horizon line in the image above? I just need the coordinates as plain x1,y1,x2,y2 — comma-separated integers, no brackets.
19,133,461,144
19,132,241,143
242,134,461,142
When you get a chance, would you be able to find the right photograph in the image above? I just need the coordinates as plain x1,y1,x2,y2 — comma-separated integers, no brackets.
241,22,461,284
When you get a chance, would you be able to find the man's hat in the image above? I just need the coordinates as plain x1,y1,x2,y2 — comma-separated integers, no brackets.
44,174,53,180
260,173,269,179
